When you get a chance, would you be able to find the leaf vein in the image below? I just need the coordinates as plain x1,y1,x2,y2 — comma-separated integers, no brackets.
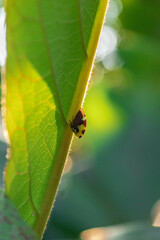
36,0,66,123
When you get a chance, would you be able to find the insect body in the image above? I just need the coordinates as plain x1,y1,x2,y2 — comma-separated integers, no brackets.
69,108,86,138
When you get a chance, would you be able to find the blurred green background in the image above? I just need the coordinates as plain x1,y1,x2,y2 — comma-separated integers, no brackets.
1,0,160,239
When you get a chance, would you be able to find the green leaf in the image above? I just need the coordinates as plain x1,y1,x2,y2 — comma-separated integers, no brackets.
81,222,160,240
0,189,39,240
3,0,109,237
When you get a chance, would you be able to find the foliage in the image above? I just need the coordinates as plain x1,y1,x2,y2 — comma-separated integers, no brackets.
0,189,39,240
0,0,160,239
1,0,108,238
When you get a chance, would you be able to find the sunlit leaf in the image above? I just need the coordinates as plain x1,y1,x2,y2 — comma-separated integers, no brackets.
3,0,109,237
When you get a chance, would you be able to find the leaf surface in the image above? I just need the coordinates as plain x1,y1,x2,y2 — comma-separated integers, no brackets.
3,0,108,236
0,189,39,240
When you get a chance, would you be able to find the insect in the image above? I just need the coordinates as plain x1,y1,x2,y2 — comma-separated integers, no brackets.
69,108,86,138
